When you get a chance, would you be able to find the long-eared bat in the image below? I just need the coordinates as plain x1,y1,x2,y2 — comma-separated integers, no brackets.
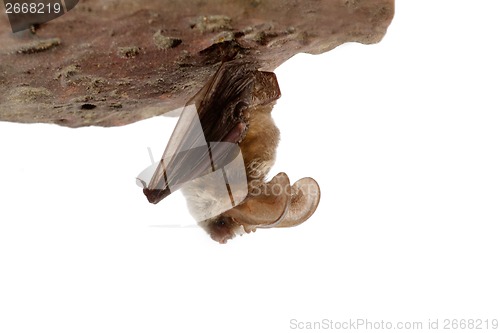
137,60,320,243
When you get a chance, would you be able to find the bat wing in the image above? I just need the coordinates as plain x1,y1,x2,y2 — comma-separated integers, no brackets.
139,61,279,204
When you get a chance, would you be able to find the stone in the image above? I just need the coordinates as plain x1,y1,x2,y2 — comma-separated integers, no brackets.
0,0,394,128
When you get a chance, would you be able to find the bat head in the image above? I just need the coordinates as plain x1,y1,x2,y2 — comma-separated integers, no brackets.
199,215,246,244
199,173,321,244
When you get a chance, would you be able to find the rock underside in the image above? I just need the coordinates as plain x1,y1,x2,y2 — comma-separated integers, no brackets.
0,0,394,128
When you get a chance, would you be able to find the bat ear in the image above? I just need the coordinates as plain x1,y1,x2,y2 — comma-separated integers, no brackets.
226,172,291,228
275,178,321,228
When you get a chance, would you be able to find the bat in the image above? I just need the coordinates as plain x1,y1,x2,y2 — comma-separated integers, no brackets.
137,60,320,243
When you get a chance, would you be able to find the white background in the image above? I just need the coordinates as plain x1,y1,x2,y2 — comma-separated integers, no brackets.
1,1,500,332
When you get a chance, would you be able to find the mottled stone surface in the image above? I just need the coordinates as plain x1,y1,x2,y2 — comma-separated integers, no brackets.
0,0,394,127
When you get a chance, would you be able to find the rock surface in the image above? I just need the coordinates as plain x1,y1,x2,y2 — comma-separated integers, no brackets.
0,0,394,128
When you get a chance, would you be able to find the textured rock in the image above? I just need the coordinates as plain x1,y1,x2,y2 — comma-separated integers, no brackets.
0,0,394,128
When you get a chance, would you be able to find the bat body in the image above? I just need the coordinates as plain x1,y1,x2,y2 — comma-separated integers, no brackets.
139,60,320,243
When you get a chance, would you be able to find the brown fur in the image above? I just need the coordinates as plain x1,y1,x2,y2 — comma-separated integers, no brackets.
240,103,280,184
195,102,281,243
